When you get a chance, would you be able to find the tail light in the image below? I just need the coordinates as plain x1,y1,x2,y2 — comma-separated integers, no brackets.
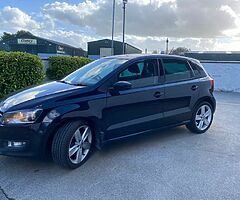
211,79,214,92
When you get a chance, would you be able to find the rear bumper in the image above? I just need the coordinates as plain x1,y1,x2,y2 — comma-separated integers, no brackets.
211,95,217,113
0,123,43,157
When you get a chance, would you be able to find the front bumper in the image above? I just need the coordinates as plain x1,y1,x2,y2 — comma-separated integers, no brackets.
0,123,43,157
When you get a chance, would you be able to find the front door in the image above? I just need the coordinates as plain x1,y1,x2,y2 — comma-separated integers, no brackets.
103,59,165,140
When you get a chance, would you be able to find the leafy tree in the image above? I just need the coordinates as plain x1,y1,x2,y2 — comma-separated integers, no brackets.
0,32,13,41
170,47,190,55
16,30,32,37
0,30,33,41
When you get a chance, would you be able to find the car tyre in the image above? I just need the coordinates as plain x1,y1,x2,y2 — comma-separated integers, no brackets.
52,120,94,169
186,101,213,134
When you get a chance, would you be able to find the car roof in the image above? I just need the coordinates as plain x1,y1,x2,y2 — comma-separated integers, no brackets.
105,54,199,62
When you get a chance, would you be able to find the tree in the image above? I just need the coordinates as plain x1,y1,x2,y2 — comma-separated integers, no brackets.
0,30,33,41
170,47,190,55
152,50,158,54
16,30,32,37
0,32,13,41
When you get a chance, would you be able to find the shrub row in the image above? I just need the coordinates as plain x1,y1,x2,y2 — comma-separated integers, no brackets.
0,53,92,98
0,51,45,98
46,56,92,80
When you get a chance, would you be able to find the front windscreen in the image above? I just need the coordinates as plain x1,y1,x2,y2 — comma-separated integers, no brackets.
62,58,128,86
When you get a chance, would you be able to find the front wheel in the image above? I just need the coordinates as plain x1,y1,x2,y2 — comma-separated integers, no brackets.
52,120,93,169
186,102,214,134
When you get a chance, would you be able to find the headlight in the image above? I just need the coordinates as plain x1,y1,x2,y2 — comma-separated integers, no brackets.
1,109,42,124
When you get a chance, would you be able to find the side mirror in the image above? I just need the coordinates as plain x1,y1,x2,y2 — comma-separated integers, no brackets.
112,81,132,91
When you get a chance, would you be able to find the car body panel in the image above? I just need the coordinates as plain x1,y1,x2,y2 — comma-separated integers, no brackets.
0,81,86,112
163,78,200,125
104,84,165,139
0,54,216,157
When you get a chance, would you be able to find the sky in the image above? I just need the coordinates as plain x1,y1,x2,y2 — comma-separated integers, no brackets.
0,0,240,52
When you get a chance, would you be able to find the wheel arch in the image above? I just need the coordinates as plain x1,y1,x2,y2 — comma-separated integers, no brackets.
193,96,216,113
44,117,102,157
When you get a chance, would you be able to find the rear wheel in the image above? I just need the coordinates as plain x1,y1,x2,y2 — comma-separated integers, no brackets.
186,102,213,134
52,120,93,169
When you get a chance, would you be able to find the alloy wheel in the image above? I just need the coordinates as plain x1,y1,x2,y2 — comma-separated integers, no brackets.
68,125,92,164
195,105,212,131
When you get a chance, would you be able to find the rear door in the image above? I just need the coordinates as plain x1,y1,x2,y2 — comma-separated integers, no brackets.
161,58,200,125
103,58,165,140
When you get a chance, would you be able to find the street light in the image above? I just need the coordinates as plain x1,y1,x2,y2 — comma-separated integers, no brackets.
111,0,116,56
122,0,127,54
166,38,169,54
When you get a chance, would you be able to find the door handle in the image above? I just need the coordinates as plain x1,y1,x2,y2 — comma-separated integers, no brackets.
191,85,199,91
154,92,163,98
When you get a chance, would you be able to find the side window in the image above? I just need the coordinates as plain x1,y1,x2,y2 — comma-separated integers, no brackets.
162,59,193,83
189,61,206,78
118,59,158,88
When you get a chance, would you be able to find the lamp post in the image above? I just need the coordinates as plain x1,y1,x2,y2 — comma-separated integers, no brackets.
111,0,116,56
166,38,169,54
122,0,127,54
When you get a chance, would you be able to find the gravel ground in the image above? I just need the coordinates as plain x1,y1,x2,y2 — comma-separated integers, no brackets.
0,91,239,200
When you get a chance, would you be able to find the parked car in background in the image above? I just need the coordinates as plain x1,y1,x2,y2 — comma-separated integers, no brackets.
0,54,216,169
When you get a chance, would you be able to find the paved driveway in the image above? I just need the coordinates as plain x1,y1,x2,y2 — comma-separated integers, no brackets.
0,92,240,200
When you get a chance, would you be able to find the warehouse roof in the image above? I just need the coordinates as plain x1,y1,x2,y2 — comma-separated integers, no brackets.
0,32,84,51
88,39,142,52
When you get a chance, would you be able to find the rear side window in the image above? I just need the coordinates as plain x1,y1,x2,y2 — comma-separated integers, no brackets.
189,61,206,78
162,59,193,83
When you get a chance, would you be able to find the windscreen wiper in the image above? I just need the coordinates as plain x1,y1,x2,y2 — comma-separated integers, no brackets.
72,83,87,86
57,80,72,85
57,80,87,87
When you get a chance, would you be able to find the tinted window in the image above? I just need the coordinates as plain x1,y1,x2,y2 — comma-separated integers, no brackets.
189,61,205,78
63,58,128,86
118,59,158,88
162,59,193,83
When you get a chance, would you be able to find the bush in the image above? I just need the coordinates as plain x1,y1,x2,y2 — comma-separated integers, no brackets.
0,51,45,98
47,56,92,80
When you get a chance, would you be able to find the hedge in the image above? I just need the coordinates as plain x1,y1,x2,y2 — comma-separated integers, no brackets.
47,56,92,80
0,51,45,98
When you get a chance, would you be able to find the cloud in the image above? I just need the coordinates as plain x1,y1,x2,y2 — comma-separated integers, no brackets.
42,0,239,38
43,1,100,24
0,6,40,32
0,6,97,49
220,4,240,36
32,29,97,50
0,1,240,51
119,35,217,52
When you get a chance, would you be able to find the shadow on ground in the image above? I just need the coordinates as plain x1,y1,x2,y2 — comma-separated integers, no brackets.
0,126,193,172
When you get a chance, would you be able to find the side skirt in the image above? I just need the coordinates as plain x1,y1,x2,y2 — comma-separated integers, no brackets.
96,120,190,149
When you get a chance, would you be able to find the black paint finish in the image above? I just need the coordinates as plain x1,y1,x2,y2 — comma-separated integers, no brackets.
0,54,216,157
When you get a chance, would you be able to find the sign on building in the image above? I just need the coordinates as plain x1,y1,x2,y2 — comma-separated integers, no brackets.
17,39,37,45
57,46,65,54
100,48,112,58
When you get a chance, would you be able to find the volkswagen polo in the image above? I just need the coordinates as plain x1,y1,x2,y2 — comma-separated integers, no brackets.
0,54,216,169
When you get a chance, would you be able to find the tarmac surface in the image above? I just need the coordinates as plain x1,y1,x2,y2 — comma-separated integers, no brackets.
0,91,239,200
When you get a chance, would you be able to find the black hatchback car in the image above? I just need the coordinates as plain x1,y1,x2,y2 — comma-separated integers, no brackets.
0,54,216,169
